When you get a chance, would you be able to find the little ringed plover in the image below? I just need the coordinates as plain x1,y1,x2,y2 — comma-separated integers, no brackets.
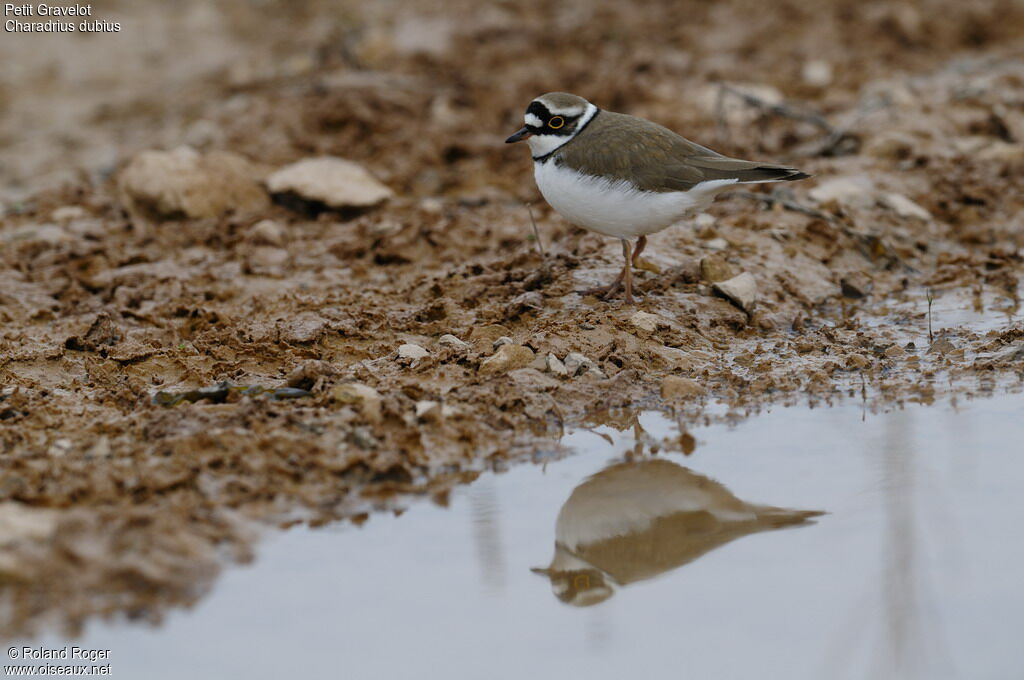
506,92,809,303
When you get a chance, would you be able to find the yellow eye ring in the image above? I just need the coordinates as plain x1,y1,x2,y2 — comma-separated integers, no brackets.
549,116,565,129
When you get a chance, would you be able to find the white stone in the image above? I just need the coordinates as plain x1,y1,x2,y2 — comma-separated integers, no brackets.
249,219,286,246
801,60,833,87
713,272,758,312
879,192,931,221
545,353,569,377
438,334,469,349
266,157,393,208
808,176,877,210
397,343,429,361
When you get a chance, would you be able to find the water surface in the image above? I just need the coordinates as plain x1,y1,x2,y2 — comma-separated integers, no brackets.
18,394,1024,679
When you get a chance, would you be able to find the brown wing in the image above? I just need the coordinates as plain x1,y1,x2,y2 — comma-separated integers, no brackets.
556,111,808,193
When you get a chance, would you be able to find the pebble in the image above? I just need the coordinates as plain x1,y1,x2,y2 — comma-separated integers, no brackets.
479,344,535,375
332,383,383,423
249,219,286,247
563,352,604,378
397,343,429,362
700,254,735,283
51,206,87,223
704,237,729,251
713,272,758,313
879,192,931,221
660,376,707,400
545,353,569,377
694,212,715,229
629,311,666,334
492,336,514,349
801,59,833,88
266,157,393,209
438,334,469,349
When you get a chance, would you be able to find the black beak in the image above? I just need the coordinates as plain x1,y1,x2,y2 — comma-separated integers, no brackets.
505,127,532,144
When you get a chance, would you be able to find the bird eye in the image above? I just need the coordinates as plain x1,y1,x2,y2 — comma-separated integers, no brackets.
548,116,565,129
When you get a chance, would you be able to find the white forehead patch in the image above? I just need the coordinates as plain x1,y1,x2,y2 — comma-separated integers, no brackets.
524,112,544,127
545,104,586,116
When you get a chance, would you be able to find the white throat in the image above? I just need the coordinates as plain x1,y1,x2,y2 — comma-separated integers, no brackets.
528,103,598,161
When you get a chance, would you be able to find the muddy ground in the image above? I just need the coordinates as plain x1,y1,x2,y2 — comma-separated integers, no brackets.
1,0,1023,638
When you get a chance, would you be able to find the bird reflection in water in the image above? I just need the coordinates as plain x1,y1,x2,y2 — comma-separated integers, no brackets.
533,459,823,606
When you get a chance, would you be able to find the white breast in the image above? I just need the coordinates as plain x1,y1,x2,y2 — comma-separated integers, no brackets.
534,161,736,239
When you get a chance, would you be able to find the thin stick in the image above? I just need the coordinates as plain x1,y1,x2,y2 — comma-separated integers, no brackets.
926,288,935,344
525,202,546,258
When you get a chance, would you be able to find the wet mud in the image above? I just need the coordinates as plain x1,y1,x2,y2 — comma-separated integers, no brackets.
1,0,1023,637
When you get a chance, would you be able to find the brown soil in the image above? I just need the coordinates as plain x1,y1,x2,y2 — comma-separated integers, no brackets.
1,0,1023,638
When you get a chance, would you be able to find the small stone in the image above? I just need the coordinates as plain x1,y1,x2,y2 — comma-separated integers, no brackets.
438,334,469,349
479,344,535,375
704,237,729,251
563,352,605,378
48,438,73,457
661,376,707,400
801,59,833,87
700,254,735,283
629,311,666,334
397,343,429,363
51,206,86,223
266,157,392,209
879,192,931,221
249,219,286,246
545,353,569,377
493,336,514,349
415,400,442,422
694,213,716,229
713,272,757,312
249,246,289,268
332,383,383,423
840,272,873,299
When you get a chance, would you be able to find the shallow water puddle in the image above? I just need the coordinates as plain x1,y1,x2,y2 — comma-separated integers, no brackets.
17,394,1024,679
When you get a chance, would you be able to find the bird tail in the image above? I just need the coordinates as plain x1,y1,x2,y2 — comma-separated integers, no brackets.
689,156,811,184
754,505,825,528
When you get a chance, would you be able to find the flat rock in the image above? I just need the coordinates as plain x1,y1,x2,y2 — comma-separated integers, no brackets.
266,157,393,209
479,344,535,375
118,146,268,219
661,376,707,400
713,272,757,312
